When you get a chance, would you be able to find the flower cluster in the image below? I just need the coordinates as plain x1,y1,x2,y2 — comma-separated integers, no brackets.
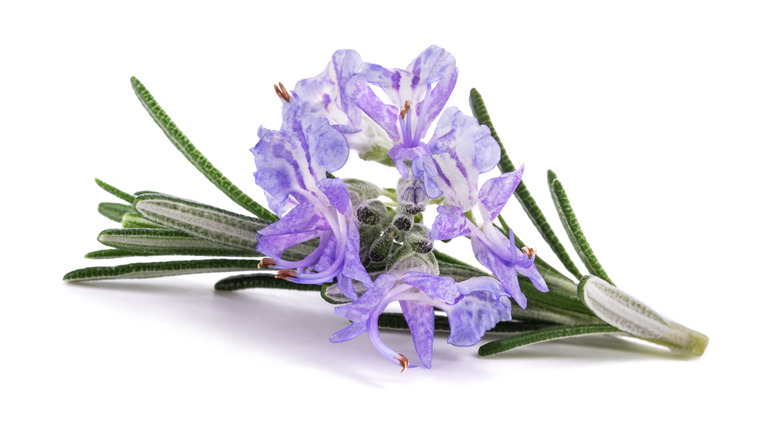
251,46,548,370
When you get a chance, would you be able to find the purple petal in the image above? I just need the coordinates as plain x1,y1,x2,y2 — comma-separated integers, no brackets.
340,219,373,287
334,273,397,323
478,165,525,221
311,234,337,272
360,62,410,108
257,231,321,259
428,108,500,210
301,115,349,174
258,202,329,237
446,292,511,347
293,50,364,129
337,272,358,301
408,46,458,136
430,205,469,240
264,191,298,216
251,127,308,201
471,237,528,308
330,322,366,343
456,276,509,298
411,153,444,199
316,177,351,216
400,301,435,368
344,76,400,141
331,49,365,127
516,260,549,293
400,271,459,304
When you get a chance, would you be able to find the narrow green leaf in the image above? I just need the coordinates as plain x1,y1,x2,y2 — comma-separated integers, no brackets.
469,88,583,279
578,275,709,356
85,249,145,259
63,259,262,282
98,228,250,253
121,213,166,229
214,274,321,292
98,202,134,223
377,313,558,334
519,278,594,317
478,324,620,356
133,193,267,251
320,282,344,304
432,249,471,268
515,301,601,325
437,261,490,282
95,178,135,203
85,247,262,259
548,170,613,285
130,77,277,222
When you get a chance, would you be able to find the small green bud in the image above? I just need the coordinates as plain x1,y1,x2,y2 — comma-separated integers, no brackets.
386,243,439,275
356,199,388,226
405,224,433,254
343,178,382,207
368,233,394,263
392,213,412,231
397,177,428,215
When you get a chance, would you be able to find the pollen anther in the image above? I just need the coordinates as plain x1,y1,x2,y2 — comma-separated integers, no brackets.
274,82,291,102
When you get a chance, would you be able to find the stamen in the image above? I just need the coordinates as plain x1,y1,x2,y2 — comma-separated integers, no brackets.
275,269,298,280
274,82,291,102
399,100,411,119
396,353,410,373
521,247,537,258
258,258,277,268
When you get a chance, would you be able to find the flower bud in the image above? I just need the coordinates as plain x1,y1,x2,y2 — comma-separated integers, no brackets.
405,224,434,254
392,213,413,231
343,178,382,208
397,177,428,215
356,199,388,226
386,243,439,275
368,233,395,263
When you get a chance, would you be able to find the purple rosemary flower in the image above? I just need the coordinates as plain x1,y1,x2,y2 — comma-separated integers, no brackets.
292,50,394,162
251,93,371,299
343,45,458,179
427,108,548,307
331,269,511,371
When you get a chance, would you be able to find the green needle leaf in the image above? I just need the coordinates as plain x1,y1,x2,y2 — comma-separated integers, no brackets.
478,324,620,357
548,170,613,285
130,77,277,222
97,228,254,253
98,202,134,223
133,193,268,250
578,275,709,356
121,213,166,229
63,259,263,282
469,89,583,279
214,274,321,292
437,262,490,282
377,313,558,334
85,247,261,259
95,178,135,203
85,249,146,259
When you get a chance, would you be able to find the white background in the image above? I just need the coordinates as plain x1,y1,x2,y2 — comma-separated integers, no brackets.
2,1,778,436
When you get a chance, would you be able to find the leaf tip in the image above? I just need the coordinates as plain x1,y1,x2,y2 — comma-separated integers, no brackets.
547,169,558,186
